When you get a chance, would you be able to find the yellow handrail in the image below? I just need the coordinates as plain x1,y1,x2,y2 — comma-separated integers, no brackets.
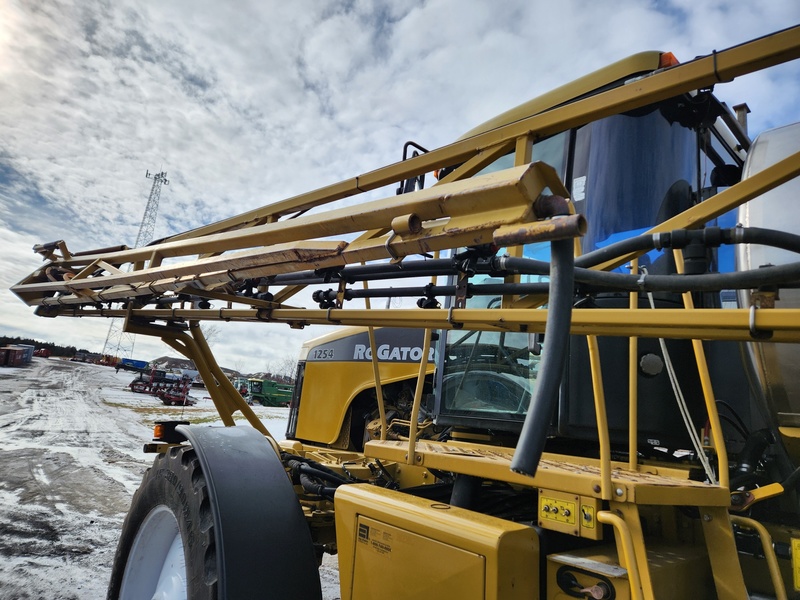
597,511,644,600
729,515,787,600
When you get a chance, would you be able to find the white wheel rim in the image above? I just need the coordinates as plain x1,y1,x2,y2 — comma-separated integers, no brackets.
119,506,187,600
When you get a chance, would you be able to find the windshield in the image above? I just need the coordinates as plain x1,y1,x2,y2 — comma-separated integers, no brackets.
439,286,537,429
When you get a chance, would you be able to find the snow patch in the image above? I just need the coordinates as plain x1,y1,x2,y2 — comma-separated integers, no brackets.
0,359,339,598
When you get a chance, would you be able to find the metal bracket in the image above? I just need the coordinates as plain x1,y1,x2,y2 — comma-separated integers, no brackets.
454,272,469,309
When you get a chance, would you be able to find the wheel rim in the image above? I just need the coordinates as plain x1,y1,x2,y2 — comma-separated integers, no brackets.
119,506,187,600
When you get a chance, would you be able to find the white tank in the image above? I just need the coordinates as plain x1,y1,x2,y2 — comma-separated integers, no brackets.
736,122,800,428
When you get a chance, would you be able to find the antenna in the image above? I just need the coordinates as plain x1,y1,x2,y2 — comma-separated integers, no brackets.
102,171,170,361
137,171,169,247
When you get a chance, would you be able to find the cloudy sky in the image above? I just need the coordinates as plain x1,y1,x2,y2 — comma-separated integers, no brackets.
1,0,798,374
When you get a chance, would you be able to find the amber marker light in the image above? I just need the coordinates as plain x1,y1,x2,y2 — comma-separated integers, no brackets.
659,52,680,68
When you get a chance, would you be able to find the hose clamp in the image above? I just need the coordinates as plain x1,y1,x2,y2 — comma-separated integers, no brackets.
749,305,773,340
447,306,463,329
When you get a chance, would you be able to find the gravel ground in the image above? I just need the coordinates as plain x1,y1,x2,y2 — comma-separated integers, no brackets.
0,358,339,599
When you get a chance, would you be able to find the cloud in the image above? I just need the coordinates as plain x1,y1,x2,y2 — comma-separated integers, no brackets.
1,0,799,372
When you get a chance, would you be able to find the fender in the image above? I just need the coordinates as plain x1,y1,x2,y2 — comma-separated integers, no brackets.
175,425,321,599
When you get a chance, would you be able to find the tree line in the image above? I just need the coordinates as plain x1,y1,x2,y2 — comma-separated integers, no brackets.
0,335,93,358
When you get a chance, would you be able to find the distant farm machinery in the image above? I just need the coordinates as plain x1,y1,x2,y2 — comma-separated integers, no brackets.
128,367,195,406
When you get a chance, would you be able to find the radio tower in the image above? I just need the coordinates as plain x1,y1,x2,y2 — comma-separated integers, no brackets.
102,170,170,361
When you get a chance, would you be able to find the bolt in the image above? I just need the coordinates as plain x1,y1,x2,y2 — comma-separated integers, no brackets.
615,487,624,497
593,485,601,493
703,514,712,522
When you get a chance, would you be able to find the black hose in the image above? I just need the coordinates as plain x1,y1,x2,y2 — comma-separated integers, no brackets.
510,238,574,477
298,463,351,486
323,256,800,303
287,457,347,499
335,282,552,301
248,226,800,293
736,429,774,476
298,473,337,500
283,453,353,484
272,258,460,286
497,256,800,294
732,227,800,256
576,234,659,268
277,226,800,306
575,226,800,269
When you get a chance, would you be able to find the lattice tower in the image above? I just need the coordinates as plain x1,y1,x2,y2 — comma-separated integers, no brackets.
102,171,169,360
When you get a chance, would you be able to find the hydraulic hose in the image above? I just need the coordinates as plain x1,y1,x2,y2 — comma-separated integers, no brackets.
241,226,800,301
575,234,658,269
575,226,800,269
280,226,800,310
298,464,350,485
510,238,575,477
298,473,338,500
736,429,775,475
319,256,800,305
496,256,800,294
284,455,352,485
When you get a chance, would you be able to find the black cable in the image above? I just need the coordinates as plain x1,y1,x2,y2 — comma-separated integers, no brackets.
716,400,750,437
718,413,749,440
780,466,800,491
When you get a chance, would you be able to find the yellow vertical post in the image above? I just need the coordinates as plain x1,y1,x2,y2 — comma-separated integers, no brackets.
673,250,729,489
501,135,534,308
407,329,433,465
362,269,388,441
629,258,639,470
701,507,749,599
587,335,613,500
366,326,387,441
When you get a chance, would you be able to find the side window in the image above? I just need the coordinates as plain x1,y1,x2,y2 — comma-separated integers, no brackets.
531,133,568,180
474,131,569,180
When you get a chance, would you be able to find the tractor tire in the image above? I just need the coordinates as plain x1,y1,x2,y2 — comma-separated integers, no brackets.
108,427,322,600
108,446,215,599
